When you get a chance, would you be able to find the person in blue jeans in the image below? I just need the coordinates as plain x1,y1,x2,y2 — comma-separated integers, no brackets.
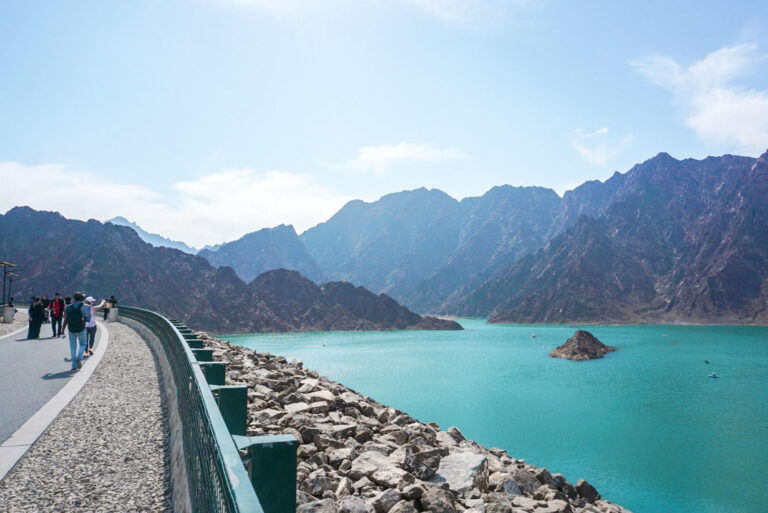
62,292,91,371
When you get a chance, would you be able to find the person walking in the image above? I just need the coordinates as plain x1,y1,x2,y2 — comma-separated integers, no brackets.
102,295,118,321
28,297,45,339
50,292,66,338
62,292,91,370
41,294,51,324
83,296,106,356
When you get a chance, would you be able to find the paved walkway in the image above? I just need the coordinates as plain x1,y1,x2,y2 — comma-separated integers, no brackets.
0,318,99,444
0,322,170,512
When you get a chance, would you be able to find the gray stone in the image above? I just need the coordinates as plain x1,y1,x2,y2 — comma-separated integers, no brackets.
534,499,572,513
299,443,319,459
370,467,415,489
317,434,346,451
336,477,354,497
312,401,331,413
436,431,458,447
329,448,354,467
575,479,600,503
446,427,466,442
485,503,514,513
308,390,336,402
401,483,427,501
298,499,339,513
283,427,304,444
508,469,540,494
430,452,488,494
534,468,555,487
372,489,402,513
403,448,442,480
353,476,375,492
533,485,566,502
338,496,373,513
333,424,358,439
286,402,312,414
419,488,457,513
389,500,419,513
302,469,341,498
510,496,539,512
349,451,395,480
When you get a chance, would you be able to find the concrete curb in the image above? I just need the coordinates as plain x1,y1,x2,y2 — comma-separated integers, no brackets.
0,326,28,342
0,321,110,481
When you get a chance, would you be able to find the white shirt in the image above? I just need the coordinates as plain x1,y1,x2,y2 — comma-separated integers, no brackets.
85,305,97,328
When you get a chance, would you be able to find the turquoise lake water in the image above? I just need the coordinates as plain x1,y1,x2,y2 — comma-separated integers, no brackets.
225,320,768,513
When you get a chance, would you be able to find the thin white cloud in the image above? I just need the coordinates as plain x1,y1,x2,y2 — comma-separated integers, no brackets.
343,143,465,174
632,44,768,154
571,127,632,166
0,162,350,248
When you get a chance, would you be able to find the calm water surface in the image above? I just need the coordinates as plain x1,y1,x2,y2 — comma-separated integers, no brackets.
225,320,768,513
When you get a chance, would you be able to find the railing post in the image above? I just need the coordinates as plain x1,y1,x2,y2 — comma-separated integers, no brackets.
200,361,227,385
210,385,248,436
191,348,213,362
233,434,298,513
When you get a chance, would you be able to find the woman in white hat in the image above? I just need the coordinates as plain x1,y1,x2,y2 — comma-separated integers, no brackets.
83,296,106,356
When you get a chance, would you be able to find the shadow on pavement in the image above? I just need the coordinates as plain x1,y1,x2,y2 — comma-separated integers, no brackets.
42,370,75,380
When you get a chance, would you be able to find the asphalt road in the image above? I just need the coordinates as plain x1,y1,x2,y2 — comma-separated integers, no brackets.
0,324,101,443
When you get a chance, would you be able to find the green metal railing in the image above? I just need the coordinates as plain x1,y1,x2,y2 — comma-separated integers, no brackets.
119,306,297,513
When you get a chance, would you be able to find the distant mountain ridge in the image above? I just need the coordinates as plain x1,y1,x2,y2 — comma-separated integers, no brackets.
300,178,629,313
1,207,460,333
460,151,768,324
107,216,197,254
199,224,323,283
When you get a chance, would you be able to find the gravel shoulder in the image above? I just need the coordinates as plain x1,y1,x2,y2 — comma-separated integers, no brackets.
0,322,170,512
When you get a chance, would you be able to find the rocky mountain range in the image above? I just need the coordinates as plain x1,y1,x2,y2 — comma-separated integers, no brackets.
300,176,629,313
107,216,197,254
0,207,460,333
198,224,323,283
301,188,463,301
461,151,768,324
5,148,766,326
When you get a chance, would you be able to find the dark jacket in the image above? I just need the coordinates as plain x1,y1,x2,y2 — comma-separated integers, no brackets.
29,303,45,322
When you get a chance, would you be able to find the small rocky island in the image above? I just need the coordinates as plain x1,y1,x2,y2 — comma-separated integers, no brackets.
550,330,616,361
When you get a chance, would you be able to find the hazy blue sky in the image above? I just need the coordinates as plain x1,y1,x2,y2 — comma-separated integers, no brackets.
2,0,767,246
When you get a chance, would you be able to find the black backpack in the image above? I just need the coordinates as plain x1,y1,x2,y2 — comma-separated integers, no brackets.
67,303,85,333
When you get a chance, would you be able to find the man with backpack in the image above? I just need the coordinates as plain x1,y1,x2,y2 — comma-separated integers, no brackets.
50,292,66,338
62,292,91,371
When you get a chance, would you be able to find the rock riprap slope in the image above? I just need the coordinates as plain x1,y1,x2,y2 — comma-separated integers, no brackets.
201,332,631,513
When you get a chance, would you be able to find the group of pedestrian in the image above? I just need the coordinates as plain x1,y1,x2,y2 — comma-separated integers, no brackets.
24,292,118,371
26,293,69,339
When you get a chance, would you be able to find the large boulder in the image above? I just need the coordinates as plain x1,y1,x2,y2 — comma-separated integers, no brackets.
301,469,341,498
575,479,601,503
337,496,373,513
507,468,540,494
403,448,442,480
349,451,395,480
550,330,617,361
418,488,456,513
298,499,339,513
372,489,402,513
429,452,488,494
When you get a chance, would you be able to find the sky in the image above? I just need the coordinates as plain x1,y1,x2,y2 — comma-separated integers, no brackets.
1,0,767,248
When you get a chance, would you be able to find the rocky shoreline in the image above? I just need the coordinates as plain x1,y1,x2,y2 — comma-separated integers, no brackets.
200,332,632,513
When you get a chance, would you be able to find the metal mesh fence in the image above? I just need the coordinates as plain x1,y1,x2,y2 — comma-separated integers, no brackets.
120,306,262,513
